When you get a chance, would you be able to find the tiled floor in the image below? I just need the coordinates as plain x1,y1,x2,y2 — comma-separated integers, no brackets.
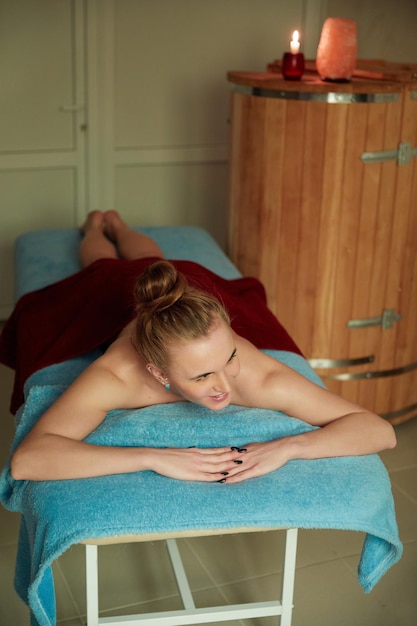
1,360,416,626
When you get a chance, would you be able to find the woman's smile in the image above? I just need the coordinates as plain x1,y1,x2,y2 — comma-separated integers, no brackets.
209,390,230,404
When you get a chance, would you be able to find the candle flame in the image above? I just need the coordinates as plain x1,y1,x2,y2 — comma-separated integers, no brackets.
290,30,301,54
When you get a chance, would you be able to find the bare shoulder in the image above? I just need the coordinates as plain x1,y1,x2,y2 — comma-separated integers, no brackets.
75,333,152,408
235,338,317,409
27,335,151,441
234,334,378,425
26,359,126,440
232,334,288,402
234,334,287,375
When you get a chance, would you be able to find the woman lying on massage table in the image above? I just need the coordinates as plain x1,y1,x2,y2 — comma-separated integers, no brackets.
8,211,396,484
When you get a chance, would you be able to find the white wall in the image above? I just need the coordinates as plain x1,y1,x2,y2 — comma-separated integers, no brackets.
0,0,416,316
93,0,306,243
322,0,417,62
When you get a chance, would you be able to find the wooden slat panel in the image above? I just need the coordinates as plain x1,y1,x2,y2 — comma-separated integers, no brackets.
258,98,287,316
293,102,327,355
311,104,349,358
229,93,268,276
330,103,367,364
346,102,383,406
272,100,306,331
358,99,402,409
372,97,405,413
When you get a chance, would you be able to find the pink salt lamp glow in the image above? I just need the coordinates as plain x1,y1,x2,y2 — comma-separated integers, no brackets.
316,18,357,82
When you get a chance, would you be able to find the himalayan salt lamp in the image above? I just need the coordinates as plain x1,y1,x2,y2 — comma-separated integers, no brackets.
316,18,357,82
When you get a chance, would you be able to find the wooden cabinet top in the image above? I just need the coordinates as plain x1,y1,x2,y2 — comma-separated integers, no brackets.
227,60,417,96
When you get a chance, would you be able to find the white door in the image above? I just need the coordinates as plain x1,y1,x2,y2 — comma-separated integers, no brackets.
0,0,87,317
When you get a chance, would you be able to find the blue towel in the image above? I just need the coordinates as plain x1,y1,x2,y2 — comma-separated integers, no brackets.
0,351,402,626
14,226,241,299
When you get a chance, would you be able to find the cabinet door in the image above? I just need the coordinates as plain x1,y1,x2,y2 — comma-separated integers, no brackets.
229,87,417,422
0,0,86,317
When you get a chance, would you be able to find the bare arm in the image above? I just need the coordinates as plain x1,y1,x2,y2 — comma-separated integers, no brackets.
226,350,396,483
265,361,396,452
10,361,239,482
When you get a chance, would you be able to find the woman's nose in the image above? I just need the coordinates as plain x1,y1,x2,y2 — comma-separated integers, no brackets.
212,371,231,392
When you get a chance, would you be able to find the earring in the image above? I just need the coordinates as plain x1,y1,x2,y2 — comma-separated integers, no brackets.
165,381,170,391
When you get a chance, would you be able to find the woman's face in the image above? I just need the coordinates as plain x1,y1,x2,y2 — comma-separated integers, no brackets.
166,319,240,410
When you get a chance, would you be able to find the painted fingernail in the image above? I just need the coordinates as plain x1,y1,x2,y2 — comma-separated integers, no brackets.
217,478,227,483
187,446,196,448
231,446,247,453
233,460,243,465
221,471,229,476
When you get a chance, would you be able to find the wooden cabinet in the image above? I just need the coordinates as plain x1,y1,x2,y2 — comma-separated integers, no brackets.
227,63,417,424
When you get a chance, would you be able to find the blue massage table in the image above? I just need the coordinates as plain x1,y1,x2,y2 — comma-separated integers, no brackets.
0,225,402,626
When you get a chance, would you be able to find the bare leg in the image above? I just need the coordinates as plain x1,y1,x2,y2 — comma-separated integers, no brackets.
103,210,164,260
79,211,118,267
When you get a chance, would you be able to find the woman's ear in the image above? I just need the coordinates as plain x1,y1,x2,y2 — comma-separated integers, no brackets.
146,364,168,386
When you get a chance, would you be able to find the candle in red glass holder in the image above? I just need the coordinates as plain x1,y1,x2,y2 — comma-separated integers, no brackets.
316,18,357,82
282,30,305,80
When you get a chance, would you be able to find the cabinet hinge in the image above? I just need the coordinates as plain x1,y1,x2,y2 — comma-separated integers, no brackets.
348,308,402,330
361,141,417,165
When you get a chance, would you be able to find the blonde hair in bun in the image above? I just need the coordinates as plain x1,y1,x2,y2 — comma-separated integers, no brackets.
133,260,230,370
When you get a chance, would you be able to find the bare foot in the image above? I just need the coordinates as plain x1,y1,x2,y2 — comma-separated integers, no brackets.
103,210,128,242
80,210,104,235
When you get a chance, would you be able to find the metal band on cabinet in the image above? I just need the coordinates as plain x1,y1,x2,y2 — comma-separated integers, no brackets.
308,355,374,369
318,359,417,381
234,85,400,104
381,401,417,422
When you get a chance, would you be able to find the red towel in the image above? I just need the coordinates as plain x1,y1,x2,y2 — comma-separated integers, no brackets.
0,258,301,414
